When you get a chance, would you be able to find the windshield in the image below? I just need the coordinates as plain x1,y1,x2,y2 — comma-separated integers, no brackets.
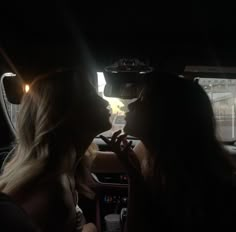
97,72,136,137
198,78,236,141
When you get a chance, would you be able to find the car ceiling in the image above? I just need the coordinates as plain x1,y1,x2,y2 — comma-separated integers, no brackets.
0,3,236,82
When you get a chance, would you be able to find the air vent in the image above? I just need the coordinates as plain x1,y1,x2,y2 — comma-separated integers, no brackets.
92,173,128,185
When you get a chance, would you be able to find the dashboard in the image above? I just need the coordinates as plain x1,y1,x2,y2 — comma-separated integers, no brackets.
89,148,129,232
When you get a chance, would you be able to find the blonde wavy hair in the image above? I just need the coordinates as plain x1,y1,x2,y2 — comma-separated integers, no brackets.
0,70,96,198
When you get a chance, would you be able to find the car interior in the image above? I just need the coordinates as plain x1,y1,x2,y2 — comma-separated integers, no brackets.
1,3,236,232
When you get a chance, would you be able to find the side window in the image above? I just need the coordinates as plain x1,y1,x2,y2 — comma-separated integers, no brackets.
0,73,22,134
198,78,236,141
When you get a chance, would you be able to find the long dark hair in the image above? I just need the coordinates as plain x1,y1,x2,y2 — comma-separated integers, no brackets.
144,73,235,191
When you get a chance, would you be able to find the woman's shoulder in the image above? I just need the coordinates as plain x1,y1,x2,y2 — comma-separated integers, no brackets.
0,192,40,231
24,173,76,231
22,173,74,216
37,173,74,206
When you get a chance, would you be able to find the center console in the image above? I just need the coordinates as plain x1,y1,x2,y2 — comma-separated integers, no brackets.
91,173,128,232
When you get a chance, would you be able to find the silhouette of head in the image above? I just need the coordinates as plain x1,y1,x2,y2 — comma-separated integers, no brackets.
0,69,111,195
125,72,234,180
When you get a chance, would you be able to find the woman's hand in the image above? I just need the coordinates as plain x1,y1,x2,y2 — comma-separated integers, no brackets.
100,130,142,178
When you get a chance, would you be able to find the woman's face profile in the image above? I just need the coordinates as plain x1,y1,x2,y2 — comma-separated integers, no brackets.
74,81,111,136
124,88,151,138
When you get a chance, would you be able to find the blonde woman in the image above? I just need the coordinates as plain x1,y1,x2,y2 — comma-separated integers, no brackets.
0,70,111,232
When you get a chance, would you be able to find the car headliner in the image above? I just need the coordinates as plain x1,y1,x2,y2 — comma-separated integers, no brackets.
0,3,236,81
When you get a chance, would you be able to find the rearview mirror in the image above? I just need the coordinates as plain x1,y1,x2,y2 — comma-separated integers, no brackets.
103,58,153,98
103,72,146,99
